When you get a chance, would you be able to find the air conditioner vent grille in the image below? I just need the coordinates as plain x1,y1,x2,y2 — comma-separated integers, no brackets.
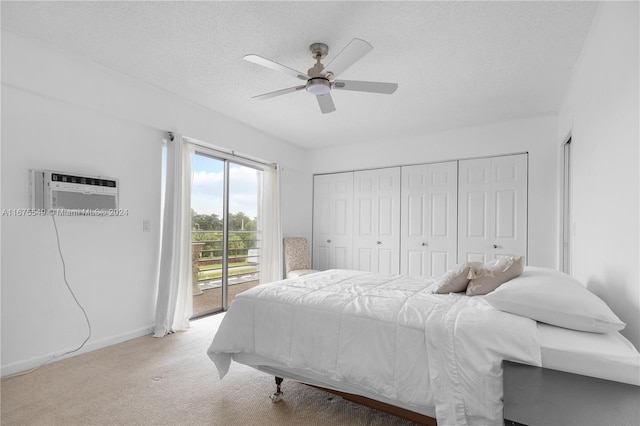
51,173,117,188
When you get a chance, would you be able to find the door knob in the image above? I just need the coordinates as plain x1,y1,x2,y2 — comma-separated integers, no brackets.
422,242,428,247
327,239,331,243
493,244,498,249
376,241,382,245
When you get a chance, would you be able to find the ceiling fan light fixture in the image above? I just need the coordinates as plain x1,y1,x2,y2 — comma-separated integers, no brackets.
306,77,331,95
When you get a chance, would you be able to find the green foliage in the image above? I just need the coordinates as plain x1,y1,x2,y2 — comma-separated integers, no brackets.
191,209,222,231
228,211,257,232
191,209,256,232
191,210,258,258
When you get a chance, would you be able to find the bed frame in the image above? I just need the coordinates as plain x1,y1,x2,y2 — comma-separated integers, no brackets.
271,376,438,425
273,364,640,426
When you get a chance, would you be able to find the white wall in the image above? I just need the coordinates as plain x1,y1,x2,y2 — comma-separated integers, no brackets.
558,2,639,349
308,114,559,268
1,31,311,375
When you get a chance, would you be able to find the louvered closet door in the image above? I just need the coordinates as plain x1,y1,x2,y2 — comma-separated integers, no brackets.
352,167,401,274
312,172,353,270
401,162,458,277
458,154,528,263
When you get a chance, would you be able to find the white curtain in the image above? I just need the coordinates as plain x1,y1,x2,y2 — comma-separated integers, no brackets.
259,165,282,283
153,134,194,337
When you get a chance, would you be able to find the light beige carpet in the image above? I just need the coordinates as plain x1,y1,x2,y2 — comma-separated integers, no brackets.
1,314,419,425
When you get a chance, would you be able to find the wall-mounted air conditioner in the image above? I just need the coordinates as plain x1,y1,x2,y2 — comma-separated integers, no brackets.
30,169,119,213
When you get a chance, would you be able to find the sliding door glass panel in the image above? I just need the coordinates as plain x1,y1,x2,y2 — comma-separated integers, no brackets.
191,152,262,318
191,154,225,317
226,163,261,305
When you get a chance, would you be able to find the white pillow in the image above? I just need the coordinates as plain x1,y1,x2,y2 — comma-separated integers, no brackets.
484,266,625,333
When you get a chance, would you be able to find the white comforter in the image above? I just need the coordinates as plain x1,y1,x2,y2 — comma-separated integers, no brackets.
208,269,540,425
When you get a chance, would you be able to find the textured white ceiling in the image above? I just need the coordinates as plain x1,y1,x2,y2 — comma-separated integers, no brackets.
1,1,598,149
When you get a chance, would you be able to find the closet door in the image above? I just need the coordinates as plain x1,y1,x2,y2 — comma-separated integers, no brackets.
401,161,458,277
352,167,401,274
312,172,353,270
458,154,528,263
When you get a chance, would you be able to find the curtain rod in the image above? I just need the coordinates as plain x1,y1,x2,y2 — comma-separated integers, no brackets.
167,132,277,169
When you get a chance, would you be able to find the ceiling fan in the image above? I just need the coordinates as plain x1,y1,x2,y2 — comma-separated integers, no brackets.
244,38,398,114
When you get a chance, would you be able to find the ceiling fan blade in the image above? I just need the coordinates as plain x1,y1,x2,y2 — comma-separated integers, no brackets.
244,54,309,80
252,85,305,100
316,93,336,114
323,38,373,78
333,80,398,94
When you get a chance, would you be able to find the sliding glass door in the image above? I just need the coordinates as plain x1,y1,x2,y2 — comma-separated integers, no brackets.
190,151,261,318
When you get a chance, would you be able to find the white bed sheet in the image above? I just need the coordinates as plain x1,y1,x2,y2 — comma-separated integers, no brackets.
208,269,540,426
538,322,640,386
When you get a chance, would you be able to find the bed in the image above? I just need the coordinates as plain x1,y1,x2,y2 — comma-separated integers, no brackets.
207,266,639,425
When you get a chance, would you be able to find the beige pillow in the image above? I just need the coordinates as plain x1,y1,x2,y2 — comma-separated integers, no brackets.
434,262,482,294
466,256,524,296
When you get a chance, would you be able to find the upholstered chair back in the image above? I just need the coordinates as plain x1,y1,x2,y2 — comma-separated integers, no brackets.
283,237,318,278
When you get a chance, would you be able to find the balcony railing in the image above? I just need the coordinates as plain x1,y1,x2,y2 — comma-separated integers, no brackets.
191,230,260,295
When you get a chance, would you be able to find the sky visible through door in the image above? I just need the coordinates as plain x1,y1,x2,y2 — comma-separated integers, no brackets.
191,154,259,220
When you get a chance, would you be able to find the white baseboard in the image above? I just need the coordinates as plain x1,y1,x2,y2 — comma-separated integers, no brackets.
1,324,155,378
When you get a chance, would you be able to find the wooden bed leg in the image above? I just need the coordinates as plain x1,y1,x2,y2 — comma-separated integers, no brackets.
270,376,284,403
